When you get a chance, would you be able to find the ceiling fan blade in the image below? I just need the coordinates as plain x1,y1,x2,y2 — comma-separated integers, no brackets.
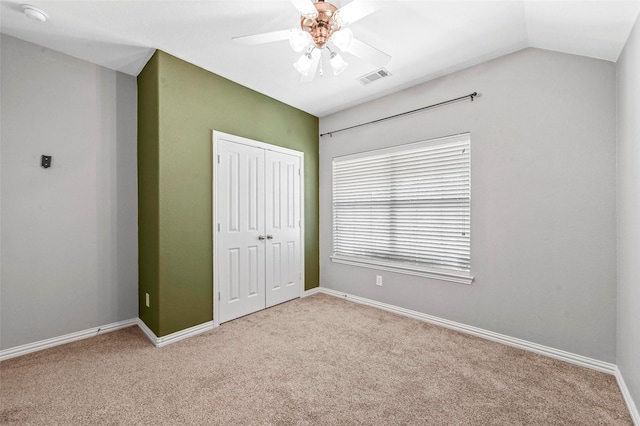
344,37,391,67
232,29,293,45
300,49,322,83
336,0,383,25
290,0,318,17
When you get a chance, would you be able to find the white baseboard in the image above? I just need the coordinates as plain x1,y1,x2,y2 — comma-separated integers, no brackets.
136,319,159,346
137,319,216,348
2,290,637,424
0,317,217,360
316,287,640,420
0,318,138,361
317,287,617,375
615,366,640,425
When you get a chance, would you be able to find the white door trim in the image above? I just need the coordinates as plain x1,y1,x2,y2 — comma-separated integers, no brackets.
212,131,305,327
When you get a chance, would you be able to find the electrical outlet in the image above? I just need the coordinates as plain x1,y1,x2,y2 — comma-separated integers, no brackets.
145,293,150,307
376,275,383,286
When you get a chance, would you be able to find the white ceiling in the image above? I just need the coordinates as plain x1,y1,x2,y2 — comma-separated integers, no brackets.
1,0,639,117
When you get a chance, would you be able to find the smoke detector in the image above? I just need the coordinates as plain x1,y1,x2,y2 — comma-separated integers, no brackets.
22,5,48,23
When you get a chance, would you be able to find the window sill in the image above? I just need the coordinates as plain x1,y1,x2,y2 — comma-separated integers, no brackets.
330,256,474,285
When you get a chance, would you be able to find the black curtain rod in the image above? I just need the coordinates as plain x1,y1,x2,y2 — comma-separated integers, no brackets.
320,92,478,138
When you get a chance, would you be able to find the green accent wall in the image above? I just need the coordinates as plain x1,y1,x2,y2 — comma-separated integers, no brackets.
138,51,319,337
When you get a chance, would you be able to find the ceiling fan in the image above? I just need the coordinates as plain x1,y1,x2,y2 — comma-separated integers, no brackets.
232,0,391,82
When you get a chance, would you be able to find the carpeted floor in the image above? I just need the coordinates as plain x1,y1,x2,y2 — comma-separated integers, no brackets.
0,293,632,425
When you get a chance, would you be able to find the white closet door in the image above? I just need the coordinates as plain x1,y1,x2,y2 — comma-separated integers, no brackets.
217,139,266,323
265,150,302,308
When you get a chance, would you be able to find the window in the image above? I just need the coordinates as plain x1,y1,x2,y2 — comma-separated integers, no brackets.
331,133,472,284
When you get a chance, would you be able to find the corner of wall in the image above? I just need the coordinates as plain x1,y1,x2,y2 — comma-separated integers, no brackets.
615,10,640,421
137,52,161,336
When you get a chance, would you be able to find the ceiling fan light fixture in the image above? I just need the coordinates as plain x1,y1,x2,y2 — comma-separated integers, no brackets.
289,29,311,52
293,52,313,76
331,28,353,51
329,51,348,75
233,0,390,83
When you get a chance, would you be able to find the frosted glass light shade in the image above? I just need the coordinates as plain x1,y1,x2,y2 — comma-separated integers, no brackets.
330,52,348,75
289,29,311,52
331,28,353,51
293,53,313,75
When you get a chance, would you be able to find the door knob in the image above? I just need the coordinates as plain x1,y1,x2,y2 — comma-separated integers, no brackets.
258,235,265,241
266,234,273,240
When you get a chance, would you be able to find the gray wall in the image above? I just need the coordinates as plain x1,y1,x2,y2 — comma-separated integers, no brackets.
319,48,617,363
616,16,640,412
0,35,138,350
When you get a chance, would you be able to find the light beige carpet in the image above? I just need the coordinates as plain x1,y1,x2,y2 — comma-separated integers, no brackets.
0,293,632,425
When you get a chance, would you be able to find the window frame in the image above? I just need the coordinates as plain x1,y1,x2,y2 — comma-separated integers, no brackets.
330,133,473,285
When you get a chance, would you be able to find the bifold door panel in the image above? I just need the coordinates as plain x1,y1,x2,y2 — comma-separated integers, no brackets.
216,136,302,324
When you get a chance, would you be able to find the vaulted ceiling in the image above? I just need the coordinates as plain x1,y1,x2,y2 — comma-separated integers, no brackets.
1,0,639,117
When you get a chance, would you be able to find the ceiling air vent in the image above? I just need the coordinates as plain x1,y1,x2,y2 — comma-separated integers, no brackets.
358,68,391,85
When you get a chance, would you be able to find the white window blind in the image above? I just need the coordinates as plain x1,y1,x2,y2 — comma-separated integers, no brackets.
331,133,472,284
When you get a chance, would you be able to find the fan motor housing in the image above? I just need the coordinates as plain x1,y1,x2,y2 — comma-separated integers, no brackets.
301,1,341,48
